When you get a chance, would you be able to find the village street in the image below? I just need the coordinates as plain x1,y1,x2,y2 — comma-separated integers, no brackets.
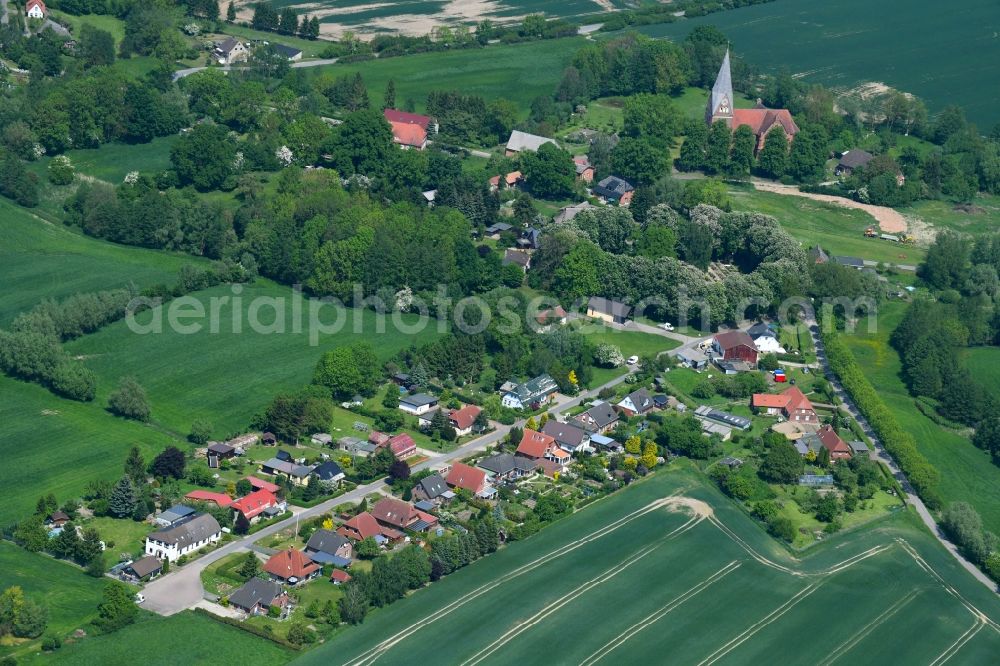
140,370,636,616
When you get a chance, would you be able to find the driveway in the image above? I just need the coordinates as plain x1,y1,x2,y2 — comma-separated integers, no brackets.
173,58,339,81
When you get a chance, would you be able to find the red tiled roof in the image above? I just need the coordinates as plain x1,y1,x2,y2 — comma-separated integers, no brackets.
330,569,352,583
185,490,233,508
389,121,427,148
383,109,432,129
817,424,852,455
550,447,571,460
371,497,419,529
536,306,567,324
246,476,280,493
752,393,789,409
715,330,756,351
263,548,319,580
732,108,799,138
388,433,416,457
446,462,486,494
488,175,501,187
230,489,277,519
337,512,382,540
369,431,390,446
505,171,522,185
517,429,555,459
449,405,481,431
783,386,814,412
26,0,45,11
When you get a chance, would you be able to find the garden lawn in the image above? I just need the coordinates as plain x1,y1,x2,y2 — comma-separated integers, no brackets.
575,324,681,359
32,611,292,665
294,467,1000,665
34,136,177,184
964,346,1000,404
84,517,153,558
0,199,200,326
0,543,103,659
902,194,1000,236
65,281,445,436
728,186,927,266
0,375,184,529
845,301,1000,533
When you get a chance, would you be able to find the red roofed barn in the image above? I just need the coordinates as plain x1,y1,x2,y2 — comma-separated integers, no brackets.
713,330,759,366
387,433,417,459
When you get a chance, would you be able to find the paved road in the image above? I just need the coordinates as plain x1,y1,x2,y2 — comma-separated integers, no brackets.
173,57,339,81
863,258,917,272
140,371,634,616
805,309,997,592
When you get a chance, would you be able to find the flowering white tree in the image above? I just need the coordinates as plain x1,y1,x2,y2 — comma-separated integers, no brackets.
123,171,139,185
394,286,414,312
275,146,293,166
232,151,245,171
593,343,625,368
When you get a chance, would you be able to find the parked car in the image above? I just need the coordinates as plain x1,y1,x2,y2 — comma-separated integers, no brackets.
627,355,639,365
659,322,675,331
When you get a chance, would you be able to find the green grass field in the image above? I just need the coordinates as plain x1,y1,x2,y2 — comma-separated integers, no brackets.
902,195,1000,236
65,281,445,436
31,611,293,665
965,346,1000,404
0,199,200,326
308,38,586,115
296,468,1000,665
50,12,126,46
728,187,927,266
576,324,682,359
637,0,1000,127
0,543,103,659
31,135,177,184
845,302,1000,533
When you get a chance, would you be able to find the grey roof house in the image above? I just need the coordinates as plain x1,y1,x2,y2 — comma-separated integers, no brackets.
592,176,634,205
506,130,559,154
541,420,590,453
477,453,537,481
835,150,874,176
573,400,619,433
501,374,559,410
229,577,288,615
155,505,196,528
305,529,352,566
587,296,633,324
412,473,454,502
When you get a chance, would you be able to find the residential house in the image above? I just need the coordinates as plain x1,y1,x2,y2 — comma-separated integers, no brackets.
229,577,289,616
46,511,69,528
573,401,619,434
304,529,353,566
417,408,442,430
713,330,759,367
339,436,377,458
207,442,236,468
503,249,531,272
368,431,391,447
517,227,541,250
542,420,590,453
476,453,536,482
411,473,453,503
817,424,853,461
387,120,427,150
747,321,786,354
184,490,233,508
574,156,595,182
25,0,45,18
501,374,558,410
271,43,302,61
387,433,417,459
399,393,439,415
371,497,438,533
751,386,819,425
516,429,571,470
155,505,196,528
144,514,221,562
337,511,401,544
505,130,558,156
587,296,633,325
263,548,321,585
553,201,594,224
808,246,830,264
246,476,281,494
260,458,314,486
835,150,874,177
834,255,865,270
694,405,752,431
448,405,482,437
484,222,513,237
124,556,162,582
593,176,635,206
331,569,352,585
214,37,249,65
231,489,282,524
311,461,345,485
536,306,568,329
446,462,494,498
384,109,437,134
422,190,437,206
676,348,709,369
617,388,655,418
504,171,523,189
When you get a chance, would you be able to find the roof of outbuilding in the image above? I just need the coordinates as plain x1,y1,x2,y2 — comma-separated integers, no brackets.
838,149,874,169
506,130,559,153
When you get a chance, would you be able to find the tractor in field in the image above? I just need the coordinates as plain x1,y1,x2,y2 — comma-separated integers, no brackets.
864,226,877,238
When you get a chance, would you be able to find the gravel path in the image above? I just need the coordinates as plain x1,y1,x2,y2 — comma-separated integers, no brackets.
753,180,909,233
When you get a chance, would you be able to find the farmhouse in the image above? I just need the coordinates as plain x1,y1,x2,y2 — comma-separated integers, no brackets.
587,296,632,325
214,37,249,65
26,0,45,18
371,497,438,533
593,175,635,206
505,130,558,156
706,50,798,152
541,419,590,453
477,453,537,482
817,424,853,461
751,386,818,424
835,150,874,176
264,548,321,585
145,514,221,562
713,330,759,367
446,462,494,498
617,388,655,418
572,400,619,434
399,393,439,415
304,529,353,566
229,577,288,616
501,374,558,410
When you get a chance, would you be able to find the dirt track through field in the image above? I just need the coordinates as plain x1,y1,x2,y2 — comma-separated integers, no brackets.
753,181,909,233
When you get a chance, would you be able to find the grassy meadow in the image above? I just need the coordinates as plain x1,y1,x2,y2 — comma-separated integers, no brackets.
844,302,1000,533
65,281,445,436
965,346,1000,404
637,0,1000,127
296,468,1000,665
902,195,1000,236
31,136,178,185
0,199,200,326
728,186,928,266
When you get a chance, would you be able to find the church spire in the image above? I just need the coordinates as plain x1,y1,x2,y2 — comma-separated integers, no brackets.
706,49,734,126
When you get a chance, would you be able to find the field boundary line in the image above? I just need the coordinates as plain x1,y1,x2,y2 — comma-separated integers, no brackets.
817,588,921,666
706,515,801,575
696,582,823,666
578,560,742,666
340,496,688,666
460,516,705,666
928,619,984,666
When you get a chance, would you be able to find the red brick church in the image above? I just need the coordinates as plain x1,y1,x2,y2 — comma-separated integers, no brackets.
705,50,798,152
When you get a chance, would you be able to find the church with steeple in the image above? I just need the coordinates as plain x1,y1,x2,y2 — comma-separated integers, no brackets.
706,50,799,153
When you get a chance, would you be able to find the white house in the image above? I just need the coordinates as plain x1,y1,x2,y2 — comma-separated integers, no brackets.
399,393,439,415
214,37,249,65
501,374,558,410
26,0,45,18
144,514,221,562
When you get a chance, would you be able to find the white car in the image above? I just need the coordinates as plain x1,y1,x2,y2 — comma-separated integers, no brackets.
134,593,145,604
659,322,675,331
627,355,639,365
